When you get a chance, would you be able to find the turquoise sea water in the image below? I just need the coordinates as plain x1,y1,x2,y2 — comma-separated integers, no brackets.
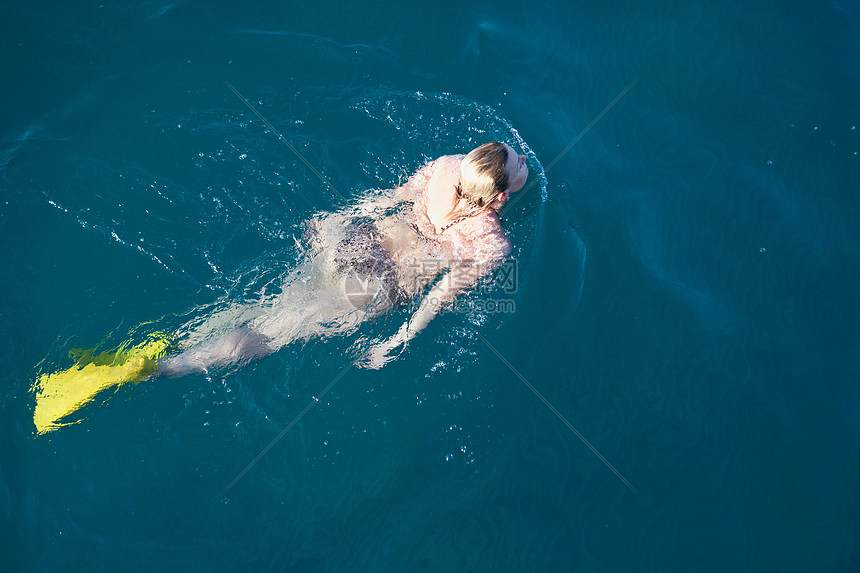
2,0,859,570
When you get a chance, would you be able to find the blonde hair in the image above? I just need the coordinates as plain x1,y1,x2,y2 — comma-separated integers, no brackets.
454,142,509,217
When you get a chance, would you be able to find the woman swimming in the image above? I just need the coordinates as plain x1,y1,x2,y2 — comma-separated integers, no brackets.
32,142,528,433
159,141,529,373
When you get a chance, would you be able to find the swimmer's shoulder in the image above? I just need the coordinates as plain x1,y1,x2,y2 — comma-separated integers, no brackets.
396,154,462,203
427,154,465,196
433,154,465,175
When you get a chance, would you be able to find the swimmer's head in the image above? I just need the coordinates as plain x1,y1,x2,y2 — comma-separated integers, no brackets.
459,142,528,209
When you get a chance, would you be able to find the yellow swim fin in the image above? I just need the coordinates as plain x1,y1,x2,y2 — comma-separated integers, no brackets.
33,334,173,434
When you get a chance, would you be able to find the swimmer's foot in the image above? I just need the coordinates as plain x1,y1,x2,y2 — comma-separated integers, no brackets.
156,352,207,378
123,355,159,383
33,334,173,434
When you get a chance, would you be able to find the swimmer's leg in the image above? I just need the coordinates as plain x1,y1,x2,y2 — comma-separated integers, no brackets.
158,326,272,377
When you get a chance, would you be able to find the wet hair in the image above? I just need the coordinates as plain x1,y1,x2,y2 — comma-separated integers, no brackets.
457,142,510,210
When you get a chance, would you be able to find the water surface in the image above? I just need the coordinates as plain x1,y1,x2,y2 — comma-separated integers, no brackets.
1,0,858,571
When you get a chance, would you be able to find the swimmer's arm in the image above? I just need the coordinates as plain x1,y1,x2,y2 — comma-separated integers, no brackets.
351,192,397,216
400,230,512,341
366,260,497,368
350,155,453,216
351,159,439,216
393,158,440,203
311,188,394,229
365,271,474,368
402,264,486,339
